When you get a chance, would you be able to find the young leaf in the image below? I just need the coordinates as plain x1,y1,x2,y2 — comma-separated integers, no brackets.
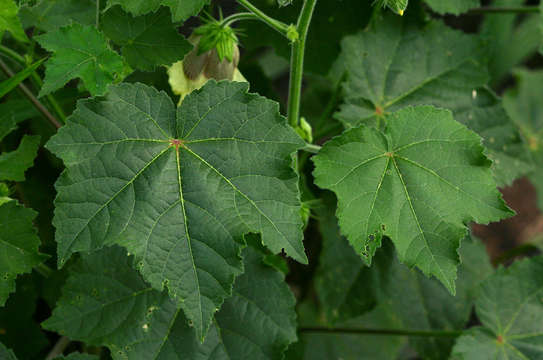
337,16,528,185
452,256,543,359
423,0,479,15
102,7,192,71
0,0,28,42
36,23,124,97
0,343,17,360
0,135,40,182
312,106,512,293
0,201,48,306
504,69,543,211
106,0,211,22
19,0,96,32
0,59,45,99
44,245,297,359
46,80,305,340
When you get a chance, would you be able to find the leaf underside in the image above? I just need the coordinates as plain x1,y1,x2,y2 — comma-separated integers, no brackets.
46,80,305,340
313,106,512,293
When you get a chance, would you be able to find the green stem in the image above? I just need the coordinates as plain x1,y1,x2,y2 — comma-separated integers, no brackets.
237,0,290,36
299,327,463,338
0,45,66,123
287,0,317,128
492,243,540,266
35,263,54,278
302,143,321,154
467,6,539,14
96,0,100,29
45,336,71,360
222,12,259,27
0,58,62,129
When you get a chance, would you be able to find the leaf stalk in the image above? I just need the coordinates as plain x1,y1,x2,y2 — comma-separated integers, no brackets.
236,0,291,36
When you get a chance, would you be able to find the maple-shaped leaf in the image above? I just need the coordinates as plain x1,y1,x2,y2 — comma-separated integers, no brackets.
0,0,27,42
312,106,512,293
451,256,543,359
102,7,192,71
43,245,298,359
36,23,124,97
0,135,40,182
424,0,479,15
336,16,529,186
106,0,210,22
19,0,96,32
0,201,48,306
46,80,305,340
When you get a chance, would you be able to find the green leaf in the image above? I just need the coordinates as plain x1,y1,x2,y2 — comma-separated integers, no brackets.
0,343,17,360
454,87,532,187
0,276,50,359
288,304,406,360
46,80,305,340
105,0,210,22
481,0,541,86
44,245,297,359
336,16,488,128
0,135,40,182
0,100,40,142
240,0,372,74
314,197,493,358
452,256,543,359
504,69,543,211
102,7,192,71
36,23,124,97
423,0,479,15
0,0,28,42
19,0,96,32
312,106,512,293
0,59,45,99
54,353,99,360
337,16,528,185
0,201,48,306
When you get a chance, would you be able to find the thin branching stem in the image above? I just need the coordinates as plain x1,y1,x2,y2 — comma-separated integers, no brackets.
0,58,62,129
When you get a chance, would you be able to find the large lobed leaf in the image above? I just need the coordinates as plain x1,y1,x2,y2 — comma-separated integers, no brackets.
43,245,297,359
0,201,48,306
19,0,96,32
452,256,543,359
106,0,210,22
336,15,530,186
314,197,493,358
46,80,305,340
36,23,124,97
313,106,512,293
102,7,192,71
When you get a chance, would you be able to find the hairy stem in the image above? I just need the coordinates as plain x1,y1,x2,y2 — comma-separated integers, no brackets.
237,0,290,36
299,327,463,337
302,143,322,154
467,6,539,14
0,59,62,129
287,0,317,128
